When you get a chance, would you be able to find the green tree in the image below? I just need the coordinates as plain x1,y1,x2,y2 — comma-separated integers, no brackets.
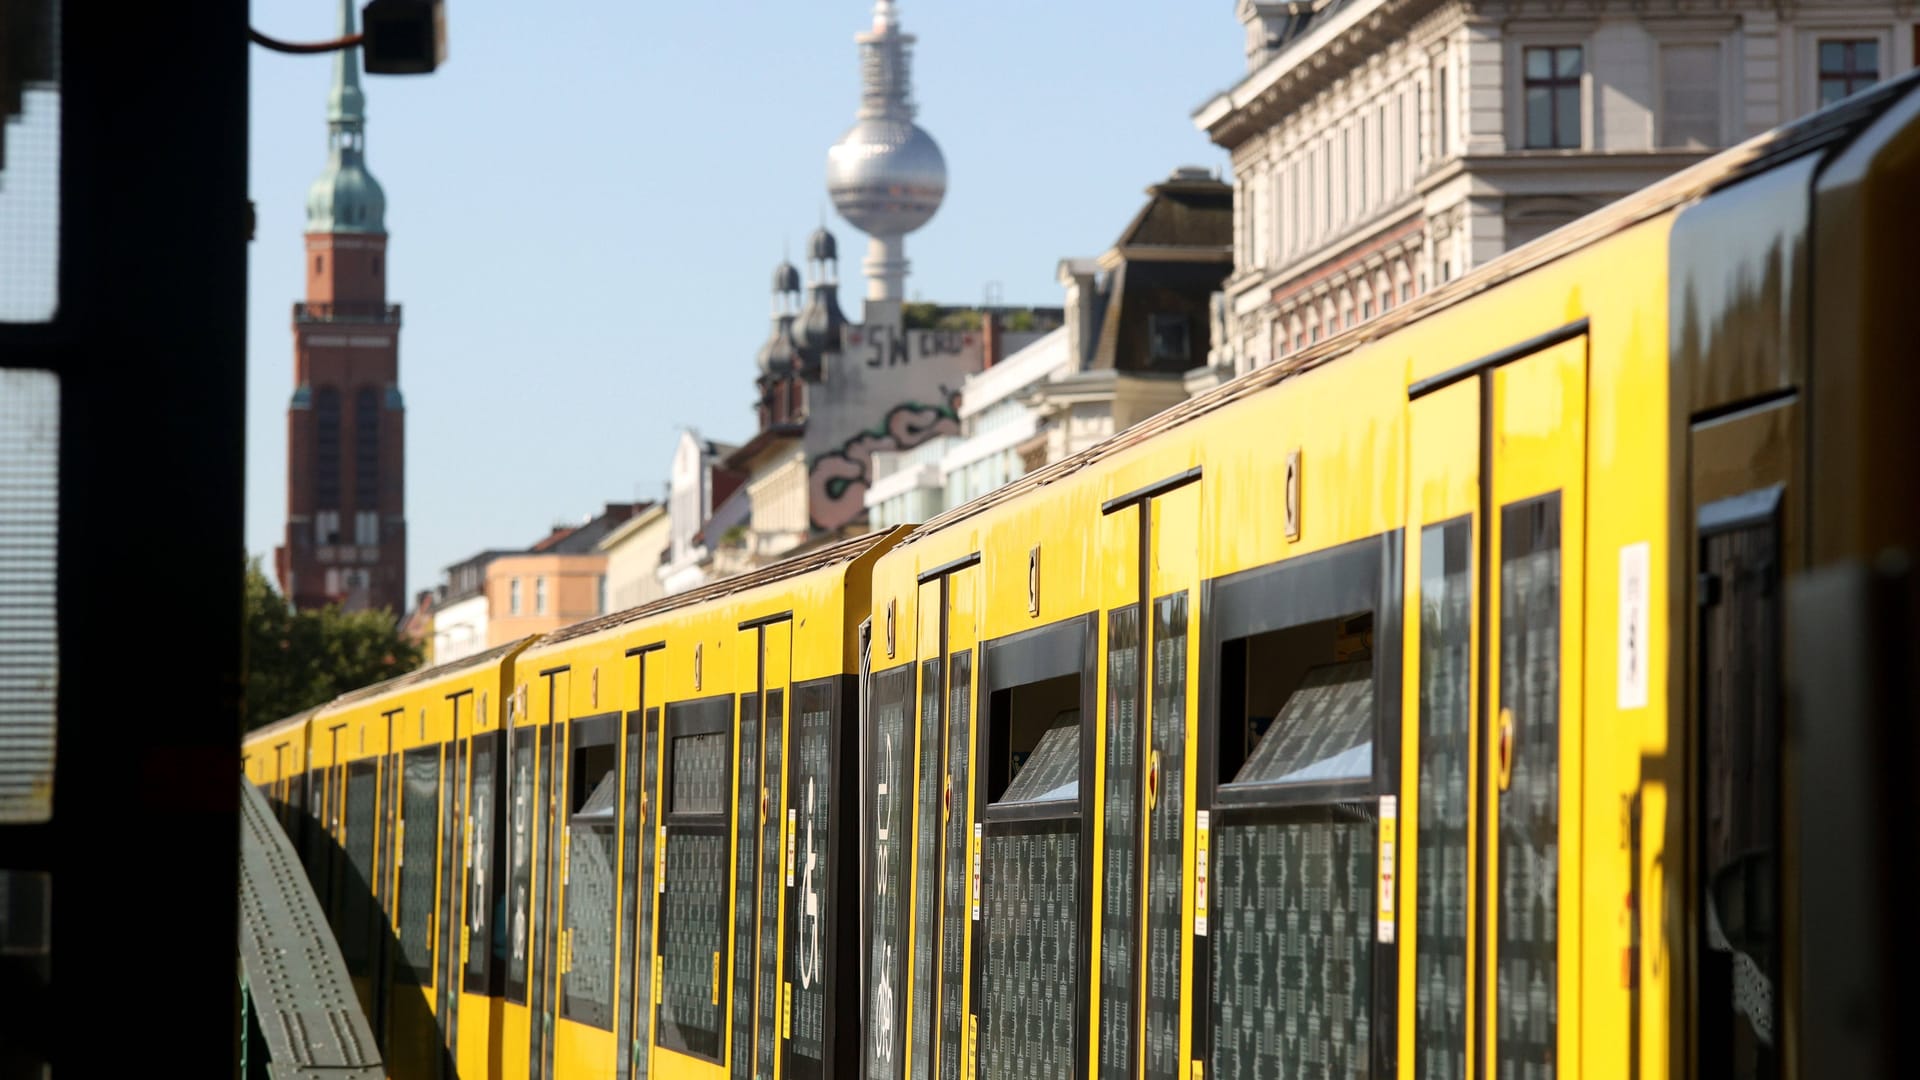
244,559,424,731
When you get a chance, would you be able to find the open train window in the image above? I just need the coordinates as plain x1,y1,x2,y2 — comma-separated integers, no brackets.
976,615,1095,1080
1202,533,1401,1080
656,697,732,1063
563,713,619,1030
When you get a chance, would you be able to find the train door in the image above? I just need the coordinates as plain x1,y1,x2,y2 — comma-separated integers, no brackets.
1403,330,1587,1078
619,643,665,1080
436,691,475,1072
902,557,977,1080
531,668,572,1080
1097,470,1200,1080
558,707,621,1057
730,615,792,1080
785,629,854,1080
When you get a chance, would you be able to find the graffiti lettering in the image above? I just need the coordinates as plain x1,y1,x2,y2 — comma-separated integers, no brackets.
807,391,963,532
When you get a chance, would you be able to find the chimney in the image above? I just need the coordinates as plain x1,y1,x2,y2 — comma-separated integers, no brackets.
982,310,1000,369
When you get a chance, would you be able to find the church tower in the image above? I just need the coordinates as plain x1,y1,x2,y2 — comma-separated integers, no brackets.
275,0,406,615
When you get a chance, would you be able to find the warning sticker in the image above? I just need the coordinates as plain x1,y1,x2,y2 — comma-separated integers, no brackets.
1194,810,1210,937
1619,542,1650,710
1377,795,1397,944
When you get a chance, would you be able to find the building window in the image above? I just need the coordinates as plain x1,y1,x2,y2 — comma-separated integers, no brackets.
1401,279,1414,303
510,578,522,616
1434,64,1448,157
314,387,341,508
315,255,323,274
1149,314,1191,367
597,575,607,615
1523,46,1583,149
315,509,340,547
355,510,378,547
372,255,382,276
354,387,379,506
535,576,548,615
1661,44,1722,148
1362,298,1374,320
1818,39,1879,106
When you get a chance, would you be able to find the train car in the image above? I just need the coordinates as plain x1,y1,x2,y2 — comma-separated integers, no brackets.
496,529,903,1080
244,703,322,839
858,70,1920,1080
242,637,534,1079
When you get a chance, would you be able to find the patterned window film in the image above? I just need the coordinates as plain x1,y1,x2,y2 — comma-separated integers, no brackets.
632,708,662,1080
865,666,915,1080
755,689,786,1080
1415,521,1471,1078
1232,661,1375,785
787,682,837,1079
1143,594,1188,1080
1496,495,1561,1075
0,371,57,821
981,825,1079,1080
1210,811,1375,1080
465,732,502,994
909,659,943,1080
619,721,645,1080
659,698,732,1063
938,655,972,1080
730,694,763,1080
399,747,440,983
342,760,379,976
998,726,1079,807
506,739,536,1003
1099,608,1143,1080
566,766,619,1029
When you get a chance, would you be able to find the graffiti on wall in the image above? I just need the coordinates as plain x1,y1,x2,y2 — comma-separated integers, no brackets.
808,389,961,531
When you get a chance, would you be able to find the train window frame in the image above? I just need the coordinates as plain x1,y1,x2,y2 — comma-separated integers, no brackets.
561,711,621,1031
655,694,735,1064
1195,530,1404,1079
972,613,1099,1080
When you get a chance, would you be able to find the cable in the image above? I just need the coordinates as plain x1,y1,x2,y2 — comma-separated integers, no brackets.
249,28,363,55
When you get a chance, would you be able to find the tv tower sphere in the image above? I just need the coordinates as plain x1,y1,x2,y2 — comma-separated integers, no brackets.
826,1,947,241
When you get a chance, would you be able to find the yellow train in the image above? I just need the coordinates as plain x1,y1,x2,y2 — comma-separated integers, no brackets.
244,72,1920,1080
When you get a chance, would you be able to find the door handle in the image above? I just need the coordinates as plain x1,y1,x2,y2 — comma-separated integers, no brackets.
1497,707,1516,792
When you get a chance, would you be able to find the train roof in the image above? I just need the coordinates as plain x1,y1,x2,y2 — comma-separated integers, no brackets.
245,702,329,743
328,635,536,709
894,67,1920,550
530,526,905,650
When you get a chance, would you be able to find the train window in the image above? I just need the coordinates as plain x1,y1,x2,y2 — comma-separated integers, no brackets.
1698,488,1784,1078
789,678,840,1077
1203,533,1400,1080
505,736,537,1004
341,759,380,978
563,713,619,1030
398,746,440,984
629,706,662,1080
464,731,503,994
863,664,915,1080
977,615,1094,1080
938,655,973,1080
752,689,786,1080
1414,520,1471,1077
728,693,764,1080
1144,593,1189,1080
1218,615,1374,791
657,697,732,1063
907,661,943,1080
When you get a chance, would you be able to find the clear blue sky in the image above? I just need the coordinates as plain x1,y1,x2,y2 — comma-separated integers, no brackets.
246,0,1241,597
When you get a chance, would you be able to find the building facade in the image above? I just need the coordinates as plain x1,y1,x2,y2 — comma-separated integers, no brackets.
276,0,406,614
659,431,744,596
1196,0,1917,376
598,503,671,613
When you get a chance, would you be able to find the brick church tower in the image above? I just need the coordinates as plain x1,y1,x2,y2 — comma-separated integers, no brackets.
275,0,406,615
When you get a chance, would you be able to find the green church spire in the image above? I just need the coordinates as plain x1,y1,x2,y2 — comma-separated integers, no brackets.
306,0,386,234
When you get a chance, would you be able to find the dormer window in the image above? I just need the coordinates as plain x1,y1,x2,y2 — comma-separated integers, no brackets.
1149,313,1191,366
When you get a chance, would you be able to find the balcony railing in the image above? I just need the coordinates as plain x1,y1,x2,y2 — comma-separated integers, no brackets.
293,300,403,324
